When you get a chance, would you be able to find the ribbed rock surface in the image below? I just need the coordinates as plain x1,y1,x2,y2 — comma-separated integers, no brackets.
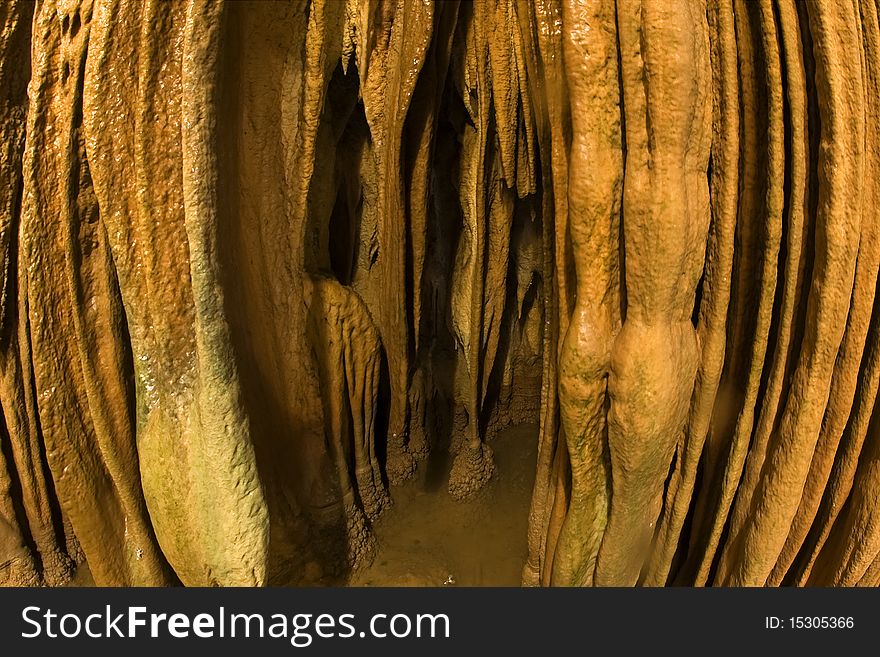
0,0,878,587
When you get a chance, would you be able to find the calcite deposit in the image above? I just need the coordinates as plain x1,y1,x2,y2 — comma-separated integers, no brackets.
1,0,879,587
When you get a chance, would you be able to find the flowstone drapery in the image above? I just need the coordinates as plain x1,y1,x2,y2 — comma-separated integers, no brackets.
1,0,879,587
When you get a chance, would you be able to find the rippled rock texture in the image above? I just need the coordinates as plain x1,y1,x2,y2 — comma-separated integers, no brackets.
1,0,879,587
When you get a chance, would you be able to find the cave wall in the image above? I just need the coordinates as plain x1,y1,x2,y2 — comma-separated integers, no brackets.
1,0,879,587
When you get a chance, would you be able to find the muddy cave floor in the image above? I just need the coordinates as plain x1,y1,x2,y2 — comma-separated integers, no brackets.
68,423,538,587
352,423,537,587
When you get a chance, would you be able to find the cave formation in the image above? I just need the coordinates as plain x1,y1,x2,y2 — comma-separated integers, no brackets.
1,0,880,587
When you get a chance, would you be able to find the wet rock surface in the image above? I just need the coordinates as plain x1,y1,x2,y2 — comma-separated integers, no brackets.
1,0,879,588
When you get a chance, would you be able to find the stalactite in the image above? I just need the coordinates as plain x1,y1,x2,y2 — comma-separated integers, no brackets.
25,0,175,586
717,0,863,586
354,0,434,486
519,0,572,588
403,1,459,462
770,0,880,585
709,0,787,586
1,0,880,588
549,0,619,587
642,0,739,587
0,0,76,587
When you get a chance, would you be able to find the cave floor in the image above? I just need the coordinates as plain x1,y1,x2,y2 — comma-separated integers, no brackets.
350,423,538,587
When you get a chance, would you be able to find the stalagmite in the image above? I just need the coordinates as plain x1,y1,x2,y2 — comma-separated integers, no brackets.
1,0,880,588
307,275,389,569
